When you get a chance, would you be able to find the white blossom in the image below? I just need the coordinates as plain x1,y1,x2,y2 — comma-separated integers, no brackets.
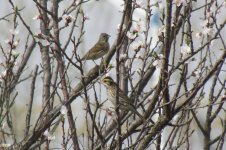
210,40,215,46
135,19,145,32
10,29,19,35
153,54,165,69
41,39,51,46
48,135,56,141
14,61,18,66
201,19,209,27
221,94,226,100
13,40,19,47
175,0,185,7
43,130,56,141
125,59,131,68
1,122,7,129
11,50,20,57
180,45,191,60
126,31,137,40
158,54,164,59
33,15,41,20
62,14,75,26
195,32,203,39
60,105,68,115
62,14,74,20
127,19,145,39
43,130,49,136
117,24,126,32
119,53,127,61
1,70,7,77
153,59,163,68
131,41,144,51
192,69,201,78
105,72,111,77
34,33,48,40
206,11,212,18
84,14,90,20
202,27,214,36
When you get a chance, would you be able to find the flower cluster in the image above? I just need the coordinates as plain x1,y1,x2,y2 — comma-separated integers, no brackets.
180,44,191,60
126,19,145,40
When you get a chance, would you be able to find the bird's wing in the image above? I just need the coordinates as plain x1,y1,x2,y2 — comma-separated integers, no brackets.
118,91,145,120
90,42,107,54
82,42,108,59
118,89,134,106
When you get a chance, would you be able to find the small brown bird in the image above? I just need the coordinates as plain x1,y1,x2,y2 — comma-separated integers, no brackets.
81,33,110,61
102,76,145,121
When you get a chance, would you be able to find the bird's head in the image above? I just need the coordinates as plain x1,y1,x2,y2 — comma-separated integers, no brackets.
102,76,114,87
99,33,110,42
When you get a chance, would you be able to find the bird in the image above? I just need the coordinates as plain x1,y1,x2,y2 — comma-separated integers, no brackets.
102,76,145,121
80,33,110,61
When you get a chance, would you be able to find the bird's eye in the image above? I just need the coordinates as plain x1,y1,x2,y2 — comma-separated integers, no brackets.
104,80,110,85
